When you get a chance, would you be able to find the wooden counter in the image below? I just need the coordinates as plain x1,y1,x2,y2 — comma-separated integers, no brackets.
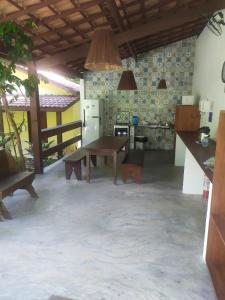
177,131,216,183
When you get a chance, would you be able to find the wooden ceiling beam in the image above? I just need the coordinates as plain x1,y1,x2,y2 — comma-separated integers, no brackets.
135,32,197,54
3,0,62,21
5,0,67,51
71,0,96,30
118,0,132,28
116,0,224,44
47,4,87,40
32,0,189,49
31,0,101,34
36,0,225,68
139,0,146,23
133,18,206,45
33,0,175,43
32,11,103,42
6,0,75,48
105,0,136,59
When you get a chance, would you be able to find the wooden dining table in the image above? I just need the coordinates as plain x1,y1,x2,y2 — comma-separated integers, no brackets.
85,136,129,184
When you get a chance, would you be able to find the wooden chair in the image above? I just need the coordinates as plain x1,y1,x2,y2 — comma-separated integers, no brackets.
0,149,38,220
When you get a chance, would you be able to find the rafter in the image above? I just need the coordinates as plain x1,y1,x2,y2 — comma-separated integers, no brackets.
6,0,74,48
47,4,87,40
139,0,146,23
105,0,136,59
32,12,103,42
36,0,225,69
71,0,96,30
3,0,62,21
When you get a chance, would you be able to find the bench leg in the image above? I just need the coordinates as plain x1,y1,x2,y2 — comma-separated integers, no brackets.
0,200,12,220
65,162,73,180
73,161,82,180
24,184,38,198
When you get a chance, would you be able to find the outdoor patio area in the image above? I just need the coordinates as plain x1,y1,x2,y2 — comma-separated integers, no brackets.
0,151,216,300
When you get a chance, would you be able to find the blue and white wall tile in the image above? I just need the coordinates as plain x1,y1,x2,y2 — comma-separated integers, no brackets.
84,37,196,150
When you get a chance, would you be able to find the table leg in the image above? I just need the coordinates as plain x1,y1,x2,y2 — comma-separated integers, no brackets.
125,141,129,155
113,152,117,185
86,151,91,183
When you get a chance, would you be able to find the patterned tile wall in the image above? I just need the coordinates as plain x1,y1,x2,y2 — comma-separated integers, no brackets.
84,37,196,149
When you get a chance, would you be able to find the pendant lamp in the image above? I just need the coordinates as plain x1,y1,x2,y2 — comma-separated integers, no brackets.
117,70,137,90
157,49,167,90
84,27,122,71
157,79,167,89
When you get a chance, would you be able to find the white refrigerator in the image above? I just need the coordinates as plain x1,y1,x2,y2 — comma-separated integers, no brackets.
81,99,103,146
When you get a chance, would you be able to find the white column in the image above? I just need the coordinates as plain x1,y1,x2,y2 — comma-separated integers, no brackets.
182,148,205,194
175,134,186,166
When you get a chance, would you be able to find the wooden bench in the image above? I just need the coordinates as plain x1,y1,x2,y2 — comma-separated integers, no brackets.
63,148,96,180
0,149,38,220
122,150,144,183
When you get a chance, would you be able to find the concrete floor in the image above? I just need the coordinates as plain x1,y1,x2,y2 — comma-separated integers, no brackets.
0,151,216,300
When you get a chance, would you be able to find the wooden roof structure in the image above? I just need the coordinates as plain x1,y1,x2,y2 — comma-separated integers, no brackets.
0,0,224,77
6,94,79,112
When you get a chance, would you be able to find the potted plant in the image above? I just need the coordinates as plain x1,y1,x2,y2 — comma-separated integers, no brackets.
0,20,39,170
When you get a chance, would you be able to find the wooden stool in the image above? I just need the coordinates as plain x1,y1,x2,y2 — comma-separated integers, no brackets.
122,150,144,184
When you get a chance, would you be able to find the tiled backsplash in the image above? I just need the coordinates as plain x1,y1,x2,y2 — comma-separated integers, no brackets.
84,37,196,149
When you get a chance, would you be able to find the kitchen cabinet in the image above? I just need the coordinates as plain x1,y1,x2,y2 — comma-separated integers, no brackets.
175,105,200,132
206,111,225,300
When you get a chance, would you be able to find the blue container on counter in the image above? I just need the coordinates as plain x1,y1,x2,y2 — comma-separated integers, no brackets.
132,115,139,126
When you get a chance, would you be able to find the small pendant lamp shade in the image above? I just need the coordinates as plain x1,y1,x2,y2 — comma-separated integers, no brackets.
84,27,122,71
157,78,167,89
157,48,167,90
117,70,137,90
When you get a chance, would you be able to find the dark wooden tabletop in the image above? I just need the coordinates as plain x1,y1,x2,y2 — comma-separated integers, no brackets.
84,136,129,152
177,131,216,183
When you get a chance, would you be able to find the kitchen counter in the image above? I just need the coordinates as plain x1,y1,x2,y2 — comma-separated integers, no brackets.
175,131,217,261
175,131,216,195
136,124,171,129
177,131,216,183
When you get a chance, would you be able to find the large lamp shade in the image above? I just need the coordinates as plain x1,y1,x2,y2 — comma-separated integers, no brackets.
117,70,137,90
84,27,122,71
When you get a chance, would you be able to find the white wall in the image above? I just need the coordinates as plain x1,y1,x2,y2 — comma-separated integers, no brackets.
192,10,225,138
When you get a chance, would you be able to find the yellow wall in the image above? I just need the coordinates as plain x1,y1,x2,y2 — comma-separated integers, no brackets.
16,69,71,96
3,111,29,151
2,69,81,155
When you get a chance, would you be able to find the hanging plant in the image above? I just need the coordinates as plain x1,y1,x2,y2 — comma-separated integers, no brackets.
0,20,39,170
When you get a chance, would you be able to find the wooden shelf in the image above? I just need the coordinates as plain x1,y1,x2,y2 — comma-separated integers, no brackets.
206,111,225,300
207,261,225,300
212,214,225,247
